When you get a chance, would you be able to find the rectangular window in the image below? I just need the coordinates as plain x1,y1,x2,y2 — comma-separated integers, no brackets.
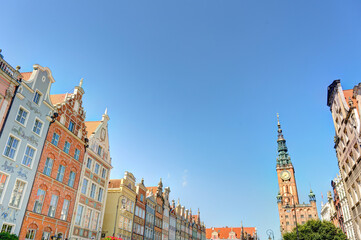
102,168,107,178
22,146,35,168
48,195,58,217
68,121,75,132
9,179,26,208
33,91,42,104
1,224,13,233
90,183,96,198
43,158,53,176
3,136,19,159
91,211,99,230
81,179,88,194
68,171,76,188
75,205,84,225
83,208,92,228
0,173,9,202
63,141,70,154
60,199,70,220
86,158,92,169
25,229,36,240
32,119,43,135
51,133,59,146
94,163,99,175
97,146,102,156
33,189,46,213
16,107,28,125
74,148,80,160
56,165,65,182
97,188,103,202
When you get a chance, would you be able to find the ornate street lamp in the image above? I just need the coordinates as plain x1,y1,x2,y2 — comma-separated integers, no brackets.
266,229,274,240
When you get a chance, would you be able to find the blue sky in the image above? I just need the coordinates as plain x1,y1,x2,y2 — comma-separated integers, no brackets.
2,0,361,239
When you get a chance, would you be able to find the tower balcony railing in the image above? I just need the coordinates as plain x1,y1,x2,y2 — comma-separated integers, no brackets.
0,50,20,81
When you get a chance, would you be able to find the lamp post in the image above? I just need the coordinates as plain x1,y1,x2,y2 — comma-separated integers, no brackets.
266,229,274,240
113,195,126,237
281,192,299,240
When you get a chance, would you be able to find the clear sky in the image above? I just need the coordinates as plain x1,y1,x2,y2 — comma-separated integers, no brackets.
2,0,361,239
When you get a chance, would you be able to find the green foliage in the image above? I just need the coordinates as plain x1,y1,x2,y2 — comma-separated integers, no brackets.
283,220,347,240
0,232,18,240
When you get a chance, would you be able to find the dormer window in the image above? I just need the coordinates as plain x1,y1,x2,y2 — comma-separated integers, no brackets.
68,121,75,132
97,146,102,156
33,91,42,105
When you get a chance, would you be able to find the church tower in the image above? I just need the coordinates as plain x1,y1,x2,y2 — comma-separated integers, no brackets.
275,114,318,235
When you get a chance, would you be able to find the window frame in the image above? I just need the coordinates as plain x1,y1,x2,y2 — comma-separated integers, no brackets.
60,199,70,221
56,165,66,182
32,117,44,136
63,141,71,154
33,90,42,105
15,105,29,126
75,204,84,226
0,171,9,204
43,157,53,176
1,223,15,234
68,171,76,188
25,228,36,240
51,133,60,146
68,121,75,132
48,194,59,218
3,134,21,160
33,188,46,214
21,144,37,169
74,148,80,160
8,178,27,209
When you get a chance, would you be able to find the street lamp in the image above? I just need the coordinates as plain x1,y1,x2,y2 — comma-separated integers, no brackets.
266,229,274,240
279,192,299,240
113,195,127,237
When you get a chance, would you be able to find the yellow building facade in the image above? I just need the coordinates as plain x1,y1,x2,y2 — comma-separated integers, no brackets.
102,171,137,240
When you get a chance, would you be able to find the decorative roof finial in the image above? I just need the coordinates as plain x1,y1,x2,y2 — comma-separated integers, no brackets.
141,178,144,185
349,97,354,108
277,113,284,141
79,78,83,88
105,107,108,115
16,66,21,71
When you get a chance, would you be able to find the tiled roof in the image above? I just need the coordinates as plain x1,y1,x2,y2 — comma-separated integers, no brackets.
21,72,32,81
146,187,158,195
50,94,67,105
109,179,122,188
343,89,359,113
206,227,256,239
85,121,102,138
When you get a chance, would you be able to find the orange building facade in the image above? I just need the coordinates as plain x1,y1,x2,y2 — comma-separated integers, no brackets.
275,115,318,234
19,82,87,239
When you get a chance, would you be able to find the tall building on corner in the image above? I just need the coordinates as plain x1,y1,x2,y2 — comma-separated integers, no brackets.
327,80,361,239
275,115,318,234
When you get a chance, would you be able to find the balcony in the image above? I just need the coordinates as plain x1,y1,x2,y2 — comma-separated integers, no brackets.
0,49,20,81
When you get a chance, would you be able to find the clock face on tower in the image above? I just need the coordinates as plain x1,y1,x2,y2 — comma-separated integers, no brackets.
281,170,291,181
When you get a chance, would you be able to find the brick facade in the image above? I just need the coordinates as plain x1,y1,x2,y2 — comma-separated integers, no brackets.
20,83,87,239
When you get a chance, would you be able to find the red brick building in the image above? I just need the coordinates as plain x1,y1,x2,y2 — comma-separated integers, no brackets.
147,179,164,240
19,81,87,239
206,227,257,239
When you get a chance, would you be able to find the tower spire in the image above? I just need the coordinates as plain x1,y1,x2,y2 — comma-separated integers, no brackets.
276,114,291,166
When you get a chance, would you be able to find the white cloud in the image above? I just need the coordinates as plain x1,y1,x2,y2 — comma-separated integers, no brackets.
182,169,188,187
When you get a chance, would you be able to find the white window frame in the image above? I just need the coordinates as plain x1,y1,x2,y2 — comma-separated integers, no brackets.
63,141,71,154
3,134,21,160
25,228,36,240
33,90,42,105
51,133,60,146
43,157,53,176
48,194,59,217
8,178,27,209
15,105,29,127
1,222,15,234
32,117,44,136
75,204,84,226
0,171,10,204
60,199,70,221
94,163,100,175
21,144,37,169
